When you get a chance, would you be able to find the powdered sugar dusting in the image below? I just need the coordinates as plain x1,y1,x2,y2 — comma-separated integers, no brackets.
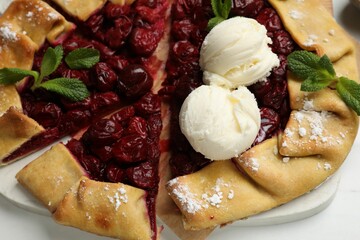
107,187,128,211
289,10,304,19
303,34,318,47
172,184,203,214
0,23,18,42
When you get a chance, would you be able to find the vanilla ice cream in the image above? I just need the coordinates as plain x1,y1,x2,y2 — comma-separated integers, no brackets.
200,17,279,88
179,85,260,160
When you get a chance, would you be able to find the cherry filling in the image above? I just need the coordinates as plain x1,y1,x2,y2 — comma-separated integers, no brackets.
65,92,162,236
160,0,295,178
5,1,168,238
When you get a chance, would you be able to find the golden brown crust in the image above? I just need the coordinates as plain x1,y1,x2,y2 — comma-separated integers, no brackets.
166,0,359,231
269,0,353,62
49,0,107,21
53,177,153,240
0,0,75,48
16,143,87,212
0,107,44,164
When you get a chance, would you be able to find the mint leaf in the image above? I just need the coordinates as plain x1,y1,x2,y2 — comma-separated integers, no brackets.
207,17,225,30
40,45,63,80
39,78,90,101
221,0,232,19
208,0,232,30
288,50,323,80
211,0,221,17
318,54,335,77
301,77,333,92
0,68,39,84
336,77,360,115
65,48,100,69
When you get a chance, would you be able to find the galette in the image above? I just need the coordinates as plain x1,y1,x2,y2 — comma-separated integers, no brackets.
0,0,358,239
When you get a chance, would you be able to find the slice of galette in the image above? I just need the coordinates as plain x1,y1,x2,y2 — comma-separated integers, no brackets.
163,0,359,234
1,0,170,239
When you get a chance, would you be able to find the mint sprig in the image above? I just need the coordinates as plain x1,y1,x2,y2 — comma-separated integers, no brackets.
208,0,232,30
288,50,360,115
65,48,100,69
0,46,99,102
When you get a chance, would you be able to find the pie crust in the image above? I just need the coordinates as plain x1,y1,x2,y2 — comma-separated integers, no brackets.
0,0,359,239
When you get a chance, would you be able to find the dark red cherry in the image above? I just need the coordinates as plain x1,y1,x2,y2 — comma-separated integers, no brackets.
106,56,129,73
124,117,148,138
231,0,264,18
91,145,113,162
256,8,283,32
171,19,194,41
105,16,133,49
129,27,158,56
112,134,148,164
171,40,199,64
117,64,153,99
90,92,121,113
105,163,126,183
253,107,280,145
271,30,295,55
103,3,131,19
92,62,118,92
82,119,123,147
146,113,162,140
80,155,104,180
59,110,91,133
66,139,87,160
110,106,136,126
126,161,157,189
29,102,62,129
133,92,161,116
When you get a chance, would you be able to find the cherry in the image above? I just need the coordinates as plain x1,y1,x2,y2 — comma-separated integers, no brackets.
262,82,287,110
58,110,91,133
134,92,161,116
92,62,118,92
129,27,158,56
85,14,105,40
256,8,283,32
253,107,280,145
271,30,295,55
80,154,104,180
61,68,93,87
103,2,131,19
126,161,157,189
90,92,121,113
29,102,62,129
231,0,264,18
106,56,129,73
82,119,123,147
91,145,113,162
105,16,133,49
171,40,199,64
117,64,153,99
124,117,148,138
105,163,126,183
61,96,91,111
172,19,194,41
110,106,136,126
146,113,162,140
112,134,148,164
66,139,87,160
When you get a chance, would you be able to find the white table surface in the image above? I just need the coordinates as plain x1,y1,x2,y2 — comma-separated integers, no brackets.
1,0,360,239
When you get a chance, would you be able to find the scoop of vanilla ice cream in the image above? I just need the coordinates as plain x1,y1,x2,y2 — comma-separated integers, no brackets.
179,85,260,160
200,17,279,88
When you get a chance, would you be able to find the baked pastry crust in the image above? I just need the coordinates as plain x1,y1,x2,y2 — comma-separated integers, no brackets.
16,143,87,212
166,0,359,231
0,107,44,164
54,177,153,240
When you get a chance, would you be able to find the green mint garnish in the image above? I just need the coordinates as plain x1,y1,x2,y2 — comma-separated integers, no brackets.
65,48,100,69
0,46,98,101
39,78,90,102
0,68,39,84
288,50,360,115
208,0,232,30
